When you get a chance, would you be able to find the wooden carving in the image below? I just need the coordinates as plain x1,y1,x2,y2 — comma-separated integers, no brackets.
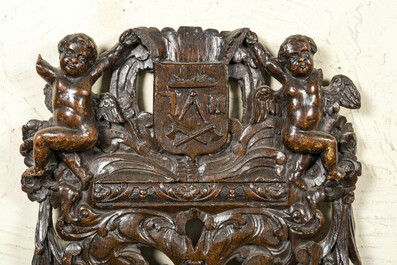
20,27,362,265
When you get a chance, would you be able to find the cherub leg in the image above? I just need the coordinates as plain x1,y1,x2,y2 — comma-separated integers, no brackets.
295,154,313,175
319,134,346,180
284,129,345,182
290,154,313,189
24,126,95,177
22,128,58,177
33,129,55,173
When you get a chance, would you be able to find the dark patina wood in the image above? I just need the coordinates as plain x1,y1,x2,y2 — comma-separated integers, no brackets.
20,27,362,265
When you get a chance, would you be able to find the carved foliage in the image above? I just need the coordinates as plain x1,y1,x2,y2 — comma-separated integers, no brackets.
20,27,362,265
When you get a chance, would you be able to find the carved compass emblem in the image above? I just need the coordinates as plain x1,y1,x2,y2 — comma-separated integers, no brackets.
154,62,229,159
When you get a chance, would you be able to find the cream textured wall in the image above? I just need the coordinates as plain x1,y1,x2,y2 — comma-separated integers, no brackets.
1,0,396,264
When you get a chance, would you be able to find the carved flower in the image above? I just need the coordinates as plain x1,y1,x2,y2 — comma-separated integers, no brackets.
93,184,111,200
176,184,200,201
265,183,286,199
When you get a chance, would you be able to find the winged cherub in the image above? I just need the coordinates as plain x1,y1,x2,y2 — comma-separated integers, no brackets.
23,30,138,178
247,32,348,188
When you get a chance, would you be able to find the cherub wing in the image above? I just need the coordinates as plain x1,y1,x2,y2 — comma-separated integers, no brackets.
43,84,53,113
96,93,125,123
331,75,361,109
323,75,361,114
251,85,281,124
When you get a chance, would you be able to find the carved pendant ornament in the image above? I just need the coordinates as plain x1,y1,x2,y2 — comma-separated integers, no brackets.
20,27,362,265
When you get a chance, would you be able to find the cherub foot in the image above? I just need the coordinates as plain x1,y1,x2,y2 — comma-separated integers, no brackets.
326,167,346,180
22,166,51,178
289,172,307,190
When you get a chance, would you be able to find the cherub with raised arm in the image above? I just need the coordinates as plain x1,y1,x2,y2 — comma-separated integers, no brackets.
246,32,345,188
23,29,138,179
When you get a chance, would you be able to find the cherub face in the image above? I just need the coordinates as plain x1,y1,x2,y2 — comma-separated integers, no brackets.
60,41,92,76
285,40,313,77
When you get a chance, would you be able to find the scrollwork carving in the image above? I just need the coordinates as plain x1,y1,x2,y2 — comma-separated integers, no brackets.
154,183,222,202
20,26,362,265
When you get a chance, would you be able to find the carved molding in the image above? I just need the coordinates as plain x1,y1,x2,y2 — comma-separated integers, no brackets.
20,26,362,265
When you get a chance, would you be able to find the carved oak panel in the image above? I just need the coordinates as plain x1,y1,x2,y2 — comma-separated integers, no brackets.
20,26,362,265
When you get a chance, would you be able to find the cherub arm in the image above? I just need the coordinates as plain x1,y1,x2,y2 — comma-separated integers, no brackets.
90,29,139,84
246,32,286,84
36,54,57,84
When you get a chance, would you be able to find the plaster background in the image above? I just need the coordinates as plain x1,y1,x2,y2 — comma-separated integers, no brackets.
0,0,396,264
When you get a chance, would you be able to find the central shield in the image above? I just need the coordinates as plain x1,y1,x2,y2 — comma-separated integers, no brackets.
154,62,229,160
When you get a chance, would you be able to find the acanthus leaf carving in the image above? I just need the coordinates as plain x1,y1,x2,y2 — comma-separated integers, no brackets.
20,26,362,265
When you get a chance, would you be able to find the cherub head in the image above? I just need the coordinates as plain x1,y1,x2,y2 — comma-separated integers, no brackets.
58,33,97,76
278,35,317,77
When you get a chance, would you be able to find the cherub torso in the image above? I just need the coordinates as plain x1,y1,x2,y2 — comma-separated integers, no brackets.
53,73,96,130
284,69,323,131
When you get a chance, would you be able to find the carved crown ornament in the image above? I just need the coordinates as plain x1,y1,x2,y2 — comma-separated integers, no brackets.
20,27,362,265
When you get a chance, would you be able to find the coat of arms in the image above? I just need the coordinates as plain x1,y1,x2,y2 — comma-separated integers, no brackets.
20,26,362,265
154,62,228,159
132,27,250,159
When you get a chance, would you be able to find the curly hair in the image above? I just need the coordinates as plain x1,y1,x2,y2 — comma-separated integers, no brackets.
277,35,317,65
58,33,97,66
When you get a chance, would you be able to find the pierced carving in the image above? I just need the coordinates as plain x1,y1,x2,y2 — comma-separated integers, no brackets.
20,26,362,265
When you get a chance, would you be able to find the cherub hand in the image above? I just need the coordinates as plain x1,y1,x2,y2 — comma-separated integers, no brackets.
119,29,138,47
245,31,258,46
232,48,257,68
37,54,43,63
